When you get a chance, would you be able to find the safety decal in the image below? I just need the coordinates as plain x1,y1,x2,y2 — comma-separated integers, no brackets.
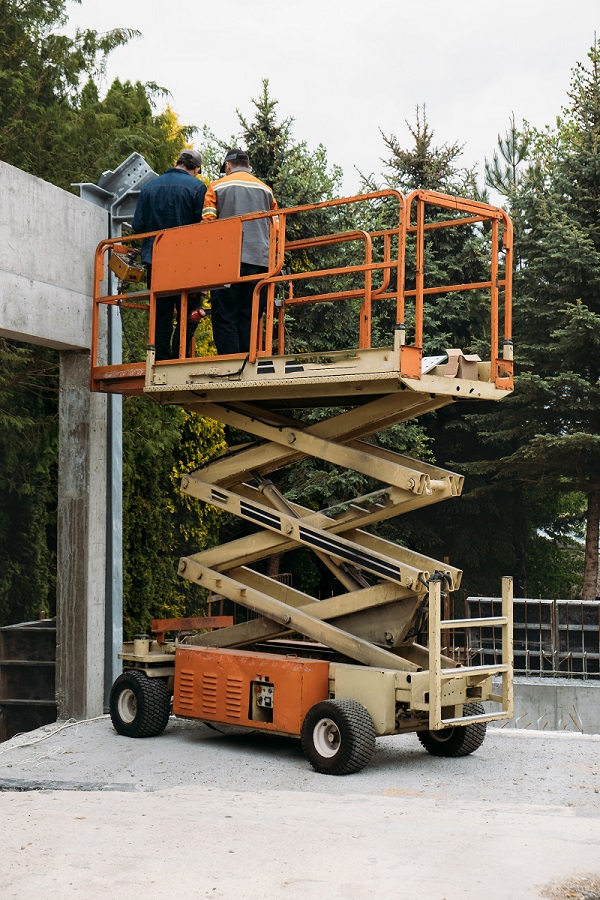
298,525,402,581
240,501,282,530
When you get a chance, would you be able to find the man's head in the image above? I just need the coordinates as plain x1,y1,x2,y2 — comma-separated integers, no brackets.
176,149,203,174
220,148,250,174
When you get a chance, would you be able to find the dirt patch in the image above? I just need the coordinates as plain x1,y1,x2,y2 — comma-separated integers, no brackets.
541,874,600,899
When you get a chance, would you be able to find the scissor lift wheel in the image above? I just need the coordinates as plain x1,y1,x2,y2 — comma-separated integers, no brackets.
301,699,376,775
110,670,171,738
417,702,487,757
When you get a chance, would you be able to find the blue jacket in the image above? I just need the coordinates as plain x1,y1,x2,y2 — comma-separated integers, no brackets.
132,168,207,263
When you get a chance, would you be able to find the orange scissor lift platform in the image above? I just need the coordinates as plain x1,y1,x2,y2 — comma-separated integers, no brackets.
96,189,515,774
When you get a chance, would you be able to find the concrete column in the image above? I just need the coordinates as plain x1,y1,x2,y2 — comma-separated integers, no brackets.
56,351,108,719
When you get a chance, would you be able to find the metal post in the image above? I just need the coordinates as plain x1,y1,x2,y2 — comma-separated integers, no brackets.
104,228,123,708
73,153,158,709
501,576,514,718
428,578,442,730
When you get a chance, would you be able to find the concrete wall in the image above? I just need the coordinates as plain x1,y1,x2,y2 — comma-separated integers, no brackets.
0,160,109,719
492,677,600,734
0,161,106,349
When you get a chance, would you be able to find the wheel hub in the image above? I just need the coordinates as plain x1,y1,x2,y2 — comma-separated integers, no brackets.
313,717,341,758
117,688,137,724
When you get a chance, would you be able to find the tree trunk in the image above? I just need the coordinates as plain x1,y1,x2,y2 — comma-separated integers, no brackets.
266,554,281,579
582,487,600,600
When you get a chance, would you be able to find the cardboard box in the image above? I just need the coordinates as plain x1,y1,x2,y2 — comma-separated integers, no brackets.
444,349,481,381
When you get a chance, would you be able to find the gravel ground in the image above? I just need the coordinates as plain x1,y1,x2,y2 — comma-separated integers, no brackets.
1,716,599,804
0,718,599,899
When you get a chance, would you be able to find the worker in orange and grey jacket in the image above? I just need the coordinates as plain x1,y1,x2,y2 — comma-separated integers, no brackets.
202,148,278,356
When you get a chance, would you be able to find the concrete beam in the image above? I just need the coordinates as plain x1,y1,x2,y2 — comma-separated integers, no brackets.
0,161,107,349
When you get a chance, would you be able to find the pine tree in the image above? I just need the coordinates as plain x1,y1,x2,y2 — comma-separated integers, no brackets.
481,40,600,599
0,341,59,624
362,109,521,599
0,0,137,180
0,0,216,629
484,113,530,200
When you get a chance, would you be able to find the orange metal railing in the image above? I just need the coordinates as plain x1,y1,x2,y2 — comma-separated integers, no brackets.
91,188,513,390
401,190,513,389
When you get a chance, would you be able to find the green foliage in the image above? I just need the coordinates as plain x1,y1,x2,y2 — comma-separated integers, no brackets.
358,109,520,597
434,42,600,601
56,80,195,188
0,340,58,625
484,113,531,199
122,399,225,639
0,1,196,188
359,106,494,355
0,0,138,180
497,40,600,597
366,105,481,198
0,0,213,632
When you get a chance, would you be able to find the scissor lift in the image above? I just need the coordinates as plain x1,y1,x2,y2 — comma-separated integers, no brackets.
92,189,515,774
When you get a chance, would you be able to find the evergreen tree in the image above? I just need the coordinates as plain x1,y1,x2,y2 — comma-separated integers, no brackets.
360,109,520,599
0,0,215,629
468,43,600,600
499,40,600,599
377,104,480,197
0,341,58,624
0,0,137,182
56,78,195,189
484,113,531,201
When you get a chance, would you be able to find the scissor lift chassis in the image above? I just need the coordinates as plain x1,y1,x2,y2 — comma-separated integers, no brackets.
110,363,514,775
100,189,515,774
117,574,513,740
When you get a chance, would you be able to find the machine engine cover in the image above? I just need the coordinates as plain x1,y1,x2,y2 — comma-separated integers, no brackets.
173,645,330,736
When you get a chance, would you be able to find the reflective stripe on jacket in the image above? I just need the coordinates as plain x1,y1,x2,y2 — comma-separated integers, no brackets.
202,168,277,267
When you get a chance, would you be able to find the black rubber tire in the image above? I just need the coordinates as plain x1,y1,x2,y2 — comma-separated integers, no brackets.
417,702,487,757
109,670,171,738
301,699,376,775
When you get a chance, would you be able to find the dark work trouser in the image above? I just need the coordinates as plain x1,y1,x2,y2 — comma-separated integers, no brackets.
147,264,200,360
211,263,268,356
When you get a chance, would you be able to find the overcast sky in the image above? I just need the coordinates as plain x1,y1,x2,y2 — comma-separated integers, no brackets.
65,0,598,196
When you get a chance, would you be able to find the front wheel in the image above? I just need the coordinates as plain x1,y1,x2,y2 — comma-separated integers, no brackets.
417,702,487,757
109,670,171,738
301,699,376,775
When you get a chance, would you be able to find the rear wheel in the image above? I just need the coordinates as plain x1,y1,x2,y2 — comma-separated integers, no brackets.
301,699,376,775
109,670,171,738
417,702,487,757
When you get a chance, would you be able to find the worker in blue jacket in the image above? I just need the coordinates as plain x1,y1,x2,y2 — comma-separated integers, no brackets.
132,150,206,360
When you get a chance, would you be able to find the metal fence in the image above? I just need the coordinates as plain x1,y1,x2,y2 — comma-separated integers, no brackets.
459,598,600,679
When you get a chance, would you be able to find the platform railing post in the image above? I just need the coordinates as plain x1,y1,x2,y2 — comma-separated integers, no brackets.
428,578,442,730
502,575,514,718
